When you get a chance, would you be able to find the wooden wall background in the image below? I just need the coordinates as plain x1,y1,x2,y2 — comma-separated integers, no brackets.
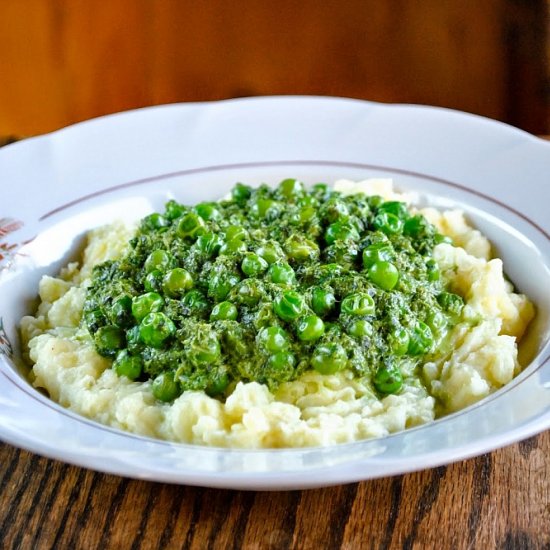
0,0,548,136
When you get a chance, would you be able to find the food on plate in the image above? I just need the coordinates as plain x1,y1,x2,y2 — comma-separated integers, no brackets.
20,178,535,448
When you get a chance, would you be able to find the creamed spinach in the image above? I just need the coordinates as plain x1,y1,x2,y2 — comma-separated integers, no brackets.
83,180,464,402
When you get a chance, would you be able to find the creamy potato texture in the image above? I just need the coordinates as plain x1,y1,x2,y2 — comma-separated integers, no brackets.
20,180,535,448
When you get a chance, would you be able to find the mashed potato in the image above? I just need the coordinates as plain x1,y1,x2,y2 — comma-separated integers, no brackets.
20,180,535,448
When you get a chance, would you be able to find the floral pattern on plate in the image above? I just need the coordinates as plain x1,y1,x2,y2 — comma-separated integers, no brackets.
0,317,13,358
0,218,24,270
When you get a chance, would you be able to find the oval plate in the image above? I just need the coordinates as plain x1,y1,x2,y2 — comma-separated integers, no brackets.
1,97,549,490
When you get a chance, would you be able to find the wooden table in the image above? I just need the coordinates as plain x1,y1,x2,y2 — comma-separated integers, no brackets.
1,433,548,549
1,136,549,549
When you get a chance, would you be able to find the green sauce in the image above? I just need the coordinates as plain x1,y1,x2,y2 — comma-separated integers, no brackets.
83,179,464,402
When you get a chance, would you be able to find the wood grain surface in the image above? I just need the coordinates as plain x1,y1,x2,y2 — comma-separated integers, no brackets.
0,433,548,549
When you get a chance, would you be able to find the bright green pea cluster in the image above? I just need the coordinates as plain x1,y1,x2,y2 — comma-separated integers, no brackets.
84,177,461,402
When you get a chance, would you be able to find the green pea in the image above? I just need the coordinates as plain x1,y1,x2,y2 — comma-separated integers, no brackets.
109,295,133,327
181,289,209,316
408,321,434,355
311,287,336,317
231,182,252,205
195,202,221,221
205,370,230,397
208,270,241,302
291,205,316,225
437,292,464,317
94,325,125,357
265,351,296,377
144,249,172,273
284,234,319,262
257,326,289,352
323,242,359,268
426,259,440,282
132,292,164,322
219,238,247,255
403,215,433,238
210,301,238,321
367,195,384,209
347,215,365,234
144,269,163,292
278,178,305,199
372,212,403,235
142,213,169,232
176,212,206,240
163,268,194,297
125,325,143,354
347,195,370,220
85,309,105,332
311,343,348,375
348,319,373,339
324,222,360,245
273,291,305,322
113,350,143,380
297,194,315,208
187,332,221,366
152,372,181,402
256,242,285,264
388,327,409,355
139,312,176,348
252,198,281,220
268,262,296,285
368,261,399,291
362,242,393,268
164,200,185,220
196,232,223,257
233,279,262,306
377,201,409,220
341,293,375,316
320,198,349,223
373,364,403,394
241,253,269,277
296,315,325,342
311,182,330,199
225,225,248,242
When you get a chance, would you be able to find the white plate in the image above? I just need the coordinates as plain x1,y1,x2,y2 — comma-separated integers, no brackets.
1,97,549,490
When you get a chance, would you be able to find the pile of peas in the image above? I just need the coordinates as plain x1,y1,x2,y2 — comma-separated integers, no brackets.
83,179,464,403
